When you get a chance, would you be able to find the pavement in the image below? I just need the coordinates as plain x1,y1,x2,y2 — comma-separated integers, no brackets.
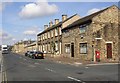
44,54,119,67
2,52,119,82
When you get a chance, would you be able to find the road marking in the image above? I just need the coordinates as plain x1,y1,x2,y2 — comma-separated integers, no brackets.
34,62,39,65
85,67,89,68
67,76,82,82
2,72,4,82
5,71,8,83
86,63,119,66
45,68,56,73
2,71,8,83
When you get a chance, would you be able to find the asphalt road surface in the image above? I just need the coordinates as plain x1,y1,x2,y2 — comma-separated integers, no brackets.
1,52,119,82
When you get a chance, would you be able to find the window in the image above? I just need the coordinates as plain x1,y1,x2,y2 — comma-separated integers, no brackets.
64,30,70,37
96,31,101,38
80,43,87,54
79,24,87,33
65,44,70,53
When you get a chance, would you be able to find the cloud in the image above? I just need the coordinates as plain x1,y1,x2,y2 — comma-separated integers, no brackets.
87,8,101,15
0,30,13,40
0,29,17,45
23,26,39,35
19,0,58,19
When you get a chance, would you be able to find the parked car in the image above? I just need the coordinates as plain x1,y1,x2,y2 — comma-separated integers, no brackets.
25,51,30,56
31,51,44,59
27,51,34,58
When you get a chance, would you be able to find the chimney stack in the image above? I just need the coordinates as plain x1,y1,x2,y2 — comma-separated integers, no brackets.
55,19,59,24
49,21,53,27
62,14,67,21
44,25,48,30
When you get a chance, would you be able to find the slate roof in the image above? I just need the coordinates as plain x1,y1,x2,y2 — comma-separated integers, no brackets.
37,14,78,36
62,5,118,31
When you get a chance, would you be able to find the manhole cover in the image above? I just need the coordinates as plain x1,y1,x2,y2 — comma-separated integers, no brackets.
77,72,84,74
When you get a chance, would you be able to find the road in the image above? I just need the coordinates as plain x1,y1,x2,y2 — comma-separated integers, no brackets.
1,52,119,82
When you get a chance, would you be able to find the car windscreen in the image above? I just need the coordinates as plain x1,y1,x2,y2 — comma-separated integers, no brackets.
30,52,34,53
36,52,43,54
3,47,7,49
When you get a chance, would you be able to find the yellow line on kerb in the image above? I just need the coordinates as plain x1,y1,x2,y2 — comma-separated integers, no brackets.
2,72,4,82
2,71,7,83
5,71,8,83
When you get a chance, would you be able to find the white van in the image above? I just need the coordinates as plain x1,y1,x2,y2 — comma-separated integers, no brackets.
2,45,8,54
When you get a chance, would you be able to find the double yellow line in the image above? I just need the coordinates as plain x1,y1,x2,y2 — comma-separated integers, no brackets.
2,71,8,83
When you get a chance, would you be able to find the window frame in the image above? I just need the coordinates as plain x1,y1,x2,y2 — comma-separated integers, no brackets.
65,44,71,54
79,43,87,54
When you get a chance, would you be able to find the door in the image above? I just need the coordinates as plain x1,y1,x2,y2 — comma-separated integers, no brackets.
106,43,112,58
71,43,74,57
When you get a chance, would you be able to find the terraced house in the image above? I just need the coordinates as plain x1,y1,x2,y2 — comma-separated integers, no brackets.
37,14,80,56
12,40,35,54
62,5,120,62
24,41,37,52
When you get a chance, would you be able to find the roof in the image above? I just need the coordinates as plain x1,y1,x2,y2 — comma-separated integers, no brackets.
25,41,36,47
62,5,119,31
37,14,78,36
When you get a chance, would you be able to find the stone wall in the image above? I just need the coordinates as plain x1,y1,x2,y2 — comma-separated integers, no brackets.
92,5,119,61
62,5,119,62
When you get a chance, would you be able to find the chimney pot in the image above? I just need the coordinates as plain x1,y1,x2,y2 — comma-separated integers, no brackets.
55,19,59,24
62,14,67,21
44,25,48,30
49,21,53,27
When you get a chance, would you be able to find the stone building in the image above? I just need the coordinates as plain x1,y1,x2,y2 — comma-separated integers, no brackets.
12,40,35,53
24,41,37,52
62,5,119,62
37,14,80,56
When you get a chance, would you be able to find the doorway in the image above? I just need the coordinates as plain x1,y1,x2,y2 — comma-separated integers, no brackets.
71,43,74,57
106,43,112,58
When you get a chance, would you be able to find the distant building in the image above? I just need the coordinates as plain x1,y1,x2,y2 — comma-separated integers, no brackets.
37,14,80,56
62,5,119,62
12,40,35,53
24,41,37,52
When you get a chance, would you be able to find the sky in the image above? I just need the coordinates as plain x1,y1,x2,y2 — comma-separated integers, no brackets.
0,0,119,45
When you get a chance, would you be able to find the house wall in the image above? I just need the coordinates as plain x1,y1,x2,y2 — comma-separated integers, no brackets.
62,6,119,61
62,22,93,60
92,6,119,61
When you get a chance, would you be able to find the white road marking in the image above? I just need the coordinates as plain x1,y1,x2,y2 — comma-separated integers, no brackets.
34,62,39,65
67,76,82,82
45,68,56,73
85,67,89,68
86,63,119,66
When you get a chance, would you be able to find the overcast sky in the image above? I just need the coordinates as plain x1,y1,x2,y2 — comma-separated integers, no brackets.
0,0,118,45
